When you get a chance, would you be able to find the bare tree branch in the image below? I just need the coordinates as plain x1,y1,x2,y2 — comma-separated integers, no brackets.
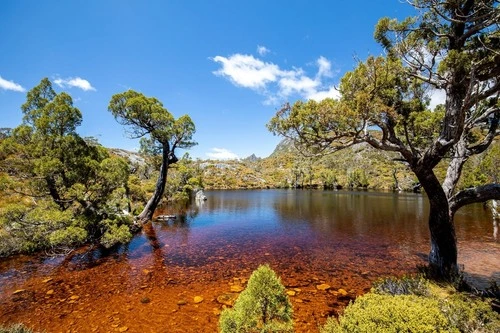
449,183,500,216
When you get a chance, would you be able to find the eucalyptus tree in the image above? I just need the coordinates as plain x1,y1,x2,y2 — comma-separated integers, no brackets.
268,1,500,279
108,90,196,225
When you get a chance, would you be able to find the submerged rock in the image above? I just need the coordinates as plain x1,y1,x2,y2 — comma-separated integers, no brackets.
216,293,239,306
316,284,331,291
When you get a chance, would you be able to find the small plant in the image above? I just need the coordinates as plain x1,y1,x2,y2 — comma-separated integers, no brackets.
0,324,36,333
440,294,500,333
372,275,430,296
219,264,293,333
321,276,500,333
320,293,451,333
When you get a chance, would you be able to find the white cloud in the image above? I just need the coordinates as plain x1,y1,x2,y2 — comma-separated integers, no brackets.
429,88,446,110
257,45,270,56
316,56,333,79
307,85,340,101
206,148,239,160
212,54,282,89
0,76,25,92
54,77,96,91
212,53,339,104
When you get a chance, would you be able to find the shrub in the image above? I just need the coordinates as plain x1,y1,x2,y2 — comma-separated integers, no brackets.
320,293,452,333
321,276,500,333
440,294,500,332
219,264,293,333
372,275,430,296
0,324,36,333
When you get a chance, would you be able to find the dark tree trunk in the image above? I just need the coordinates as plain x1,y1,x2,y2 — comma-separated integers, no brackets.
414,167,458,279
136,143,176,226
45,175,65,210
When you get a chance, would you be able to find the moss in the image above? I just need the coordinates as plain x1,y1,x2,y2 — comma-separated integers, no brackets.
219,264,293,333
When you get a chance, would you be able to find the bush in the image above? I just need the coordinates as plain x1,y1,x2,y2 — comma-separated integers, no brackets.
0,324,36,333
320,293,452,333
441,294,500,332
219,264,293,333
321,277,500,333
372,275,430,296
99,217,132,248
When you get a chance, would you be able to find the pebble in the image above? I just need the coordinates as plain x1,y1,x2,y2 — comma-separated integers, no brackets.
230,285,244,293
316,283,331,291
177,300,187,306
337,288,348,296
46,290,54,295
216,293,239,306
193,296,204,304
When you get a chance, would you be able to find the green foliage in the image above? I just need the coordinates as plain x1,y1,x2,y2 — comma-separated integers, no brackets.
320,294,451,333
99,218,133,248
219,264,293,333
0,79,136,256
461,140,500,189
441,294,500,333
372,275,430,296
322,276,500,333
0,202,87,255
0,324,36,333
108,90,196,221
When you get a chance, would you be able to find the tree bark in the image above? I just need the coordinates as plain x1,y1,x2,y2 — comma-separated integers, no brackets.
414,166,458,279
136,142,177,226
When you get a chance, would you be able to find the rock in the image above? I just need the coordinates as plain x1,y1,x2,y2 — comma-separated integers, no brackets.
216,293,239,306
193,296,204,304
286,290,296,296
195,189,207,201
337,288,348,296
42,278,53,283
46,289,55,295
177,299,187,306
118,327,129,332
230,285,244,293
12,289,26,295
70,295,80,300
140,297,150,304
316,284,331,291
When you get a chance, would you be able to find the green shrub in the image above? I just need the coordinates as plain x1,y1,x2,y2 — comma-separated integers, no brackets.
0,324,36,333
99,217,132,248
372,275,430,296
219,264,293,333
440,294,500,332
320,293,453,333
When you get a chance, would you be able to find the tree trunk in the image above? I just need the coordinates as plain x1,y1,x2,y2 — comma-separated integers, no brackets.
414,167,458,279
136,143,173,225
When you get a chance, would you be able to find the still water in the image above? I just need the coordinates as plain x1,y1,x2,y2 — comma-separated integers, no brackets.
0,189,498,333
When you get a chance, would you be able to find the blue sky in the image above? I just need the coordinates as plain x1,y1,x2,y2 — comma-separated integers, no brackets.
0,1,416,159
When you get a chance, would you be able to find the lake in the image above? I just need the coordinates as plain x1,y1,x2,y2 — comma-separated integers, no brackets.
0,189,498,332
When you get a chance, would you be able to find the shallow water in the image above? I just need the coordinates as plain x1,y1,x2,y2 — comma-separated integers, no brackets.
0,189,498,332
